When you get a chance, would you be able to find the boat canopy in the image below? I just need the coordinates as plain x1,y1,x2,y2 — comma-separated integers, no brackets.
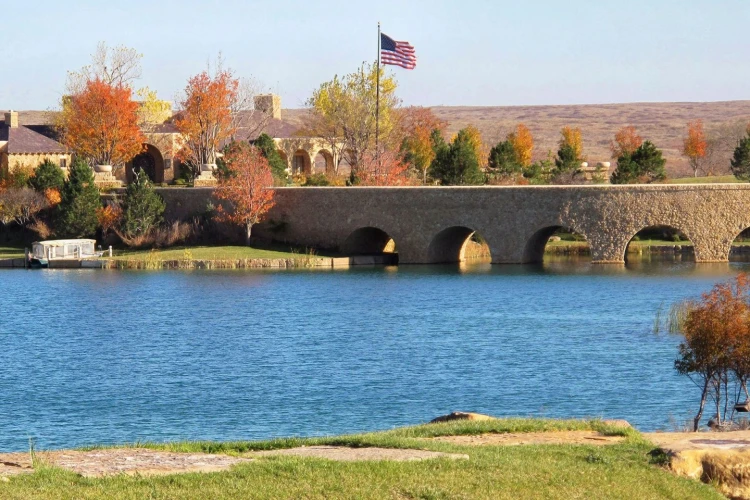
32,239,99,260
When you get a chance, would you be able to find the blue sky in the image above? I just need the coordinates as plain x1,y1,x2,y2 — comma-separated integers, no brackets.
2,0,749,109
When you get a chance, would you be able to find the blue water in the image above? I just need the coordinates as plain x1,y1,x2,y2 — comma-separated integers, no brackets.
0,260,746,451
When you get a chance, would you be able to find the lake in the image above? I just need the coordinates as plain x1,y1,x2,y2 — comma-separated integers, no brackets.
0,259,745,451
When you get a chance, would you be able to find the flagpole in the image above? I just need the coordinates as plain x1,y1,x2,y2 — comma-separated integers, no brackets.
375,22,381,159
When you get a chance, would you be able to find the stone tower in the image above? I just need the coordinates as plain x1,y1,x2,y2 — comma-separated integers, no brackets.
254,94,281,120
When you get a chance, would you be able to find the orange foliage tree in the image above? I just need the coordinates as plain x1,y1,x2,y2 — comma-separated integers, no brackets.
398,107,446,184
357,149,412,186
682,120,708,177
462,125,487,168
175,69,239,174
214,143,275,244
61,78,145,168
610,125,643,159
674,273,750,430
560,126,583,159
508,124,534,167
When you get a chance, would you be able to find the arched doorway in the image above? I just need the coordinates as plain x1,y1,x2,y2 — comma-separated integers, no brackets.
523,226,590,264
625,225,694,262
341,227,397,256
428,226,491,264
292,150,311,176
128,144,165,184
314,150,334,174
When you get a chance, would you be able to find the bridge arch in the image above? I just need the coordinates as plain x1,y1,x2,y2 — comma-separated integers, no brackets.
341,227,397,256
428,226,492,264
523,225,590,264
623,225,696,262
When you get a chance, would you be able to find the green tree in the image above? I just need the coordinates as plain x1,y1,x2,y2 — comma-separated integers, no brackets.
487,140,522,178
120,169,165,238
30,160,65,192
731,133,750,181
429,128,484,185
57,159,100,237
610,141,666,184
253,133,288,184
554,144,581,175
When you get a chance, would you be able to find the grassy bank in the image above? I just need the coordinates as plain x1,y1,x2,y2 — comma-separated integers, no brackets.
0,246,24,258
110,245,332,262
0,419,721,499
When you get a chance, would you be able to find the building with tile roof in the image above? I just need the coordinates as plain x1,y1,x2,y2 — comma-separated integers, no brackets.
0,111,71,178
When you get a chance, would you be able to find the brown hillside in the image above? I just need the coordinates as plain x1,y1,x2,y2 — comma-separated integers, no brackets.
286,101,750,177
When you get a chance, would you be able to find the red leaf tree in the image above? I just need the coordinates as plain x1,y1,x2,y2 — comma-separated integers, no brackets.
61,79,145,168
610,125,643,159
682,120,708,177
357,149,412,186
214,143,275,245
175,69,239,174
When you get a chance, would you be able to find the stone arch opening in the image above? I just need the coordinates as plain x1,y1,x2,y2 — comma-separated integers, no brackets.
277,150,289,170
428,226,491,264
292,150,311,176
341,227,397,256
313,150,334,174
729,227,750,261
127,144,165,183
523,226,590,264
625,225,694,262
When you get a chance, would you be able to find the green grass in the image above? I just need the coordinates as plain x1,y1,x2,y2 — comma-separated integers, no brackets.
0,246,25,258
666,175,741,184
110,245,337,262
0,419,721,499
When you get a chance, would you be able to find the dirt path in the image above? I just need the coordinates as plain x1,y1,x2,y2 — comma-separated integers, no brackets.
250,446,469,462
431,431,626,447
0,448,251,478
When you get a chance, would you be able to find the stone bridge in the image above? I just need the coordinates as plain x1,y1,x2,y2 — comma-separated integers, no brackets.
158,184,750,264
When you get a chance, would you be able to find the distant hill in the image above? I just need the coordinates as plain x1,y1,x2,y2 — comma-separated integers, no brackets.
285,101,750,178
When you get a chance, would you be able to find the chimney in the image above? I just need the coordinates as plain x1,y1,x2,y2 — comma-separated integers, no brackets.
4,110,18,128
254,94,281,120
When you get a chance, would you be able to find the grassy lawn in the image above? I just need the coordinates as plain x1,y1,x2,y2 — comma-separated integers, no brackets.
110,245,338,261
0,419,719,499
666,175,741,184
0,246,25,258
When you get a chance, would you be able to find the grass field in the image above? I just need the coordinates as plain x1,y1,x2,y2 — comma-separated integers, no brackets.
0,419,721,500
0,246,24,258
110,245,331,261
667,175,741,184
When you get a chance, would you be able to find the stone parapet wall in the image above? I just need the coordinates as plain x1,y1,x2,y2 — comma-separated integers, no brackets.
148,184,750,264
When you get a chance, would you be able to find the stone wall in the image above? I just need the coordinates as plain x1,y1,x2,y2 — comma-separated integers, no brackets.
153,184,750,264
4,153,72,175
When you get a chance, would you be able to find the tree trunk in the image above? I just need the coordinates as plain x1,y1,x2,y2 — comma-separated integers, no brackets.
245,223,253,246
694,379,710,432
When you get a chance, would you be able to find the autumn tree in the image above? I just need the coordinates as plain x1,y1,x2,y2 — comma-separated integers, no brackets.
673,274,750,430
682,120,708,177
731,130,750,181
398,107,445,184
175,66,240,175
66,42,143,93
488,124,534,180
214,143,275,244
509,124,534,167
610,141,666,184
60,78,145,169
307,62,399,176
610,126,643,159
357,149,411,186
554,126,584,178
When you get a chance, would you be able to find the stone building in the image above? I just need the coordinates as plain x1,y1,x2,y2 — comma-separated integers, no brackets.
2,94,345,185
0,111,71,177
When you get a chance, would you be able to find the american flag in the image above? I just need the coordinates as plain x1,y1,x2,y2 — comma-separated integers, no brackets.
380,33,416,70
